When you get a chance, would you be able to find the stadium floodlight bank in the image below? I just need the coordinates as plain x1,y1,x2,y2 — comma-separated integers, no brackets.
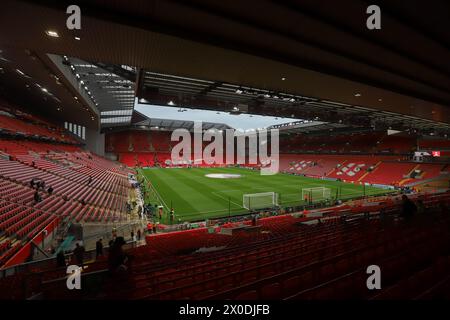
243,192,279,210
302,187,332,202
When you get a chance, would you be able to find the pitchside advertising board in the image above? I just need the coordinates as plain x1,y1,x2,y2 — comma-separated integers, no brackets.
432,151,441,157
413,151,442,161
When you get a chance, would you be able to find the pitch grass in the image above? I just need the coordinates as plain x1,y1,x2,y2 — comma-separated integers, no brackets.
138,167,390,223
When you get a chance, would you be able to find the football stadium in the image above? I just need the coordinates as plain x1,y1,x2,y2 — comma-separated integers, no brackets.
0,0,449,307
139,167,392,222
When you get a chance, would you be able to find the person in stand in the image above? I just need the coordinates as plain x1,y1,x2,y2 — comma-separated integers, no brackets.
401,195,417,221
73,242,85,268
34,191,41,203
137,229,141,241
56,250,66,267
147,222,152,234
108,237,130,275
131,231,135,241
96,238,103,258
170,209,174,224
416,199,425,215
30,178,35,189
87,176,93,185
251,214,257,226
158,206,163,220
47,186,53,195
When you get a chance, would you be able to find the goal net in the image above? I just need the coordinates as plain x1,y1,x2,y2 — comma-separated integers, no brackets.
302,187,332,202
243,192,278,210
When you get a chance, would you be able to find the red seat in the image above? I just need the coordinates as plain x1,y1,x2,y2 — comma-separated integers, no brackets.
235,290,258,300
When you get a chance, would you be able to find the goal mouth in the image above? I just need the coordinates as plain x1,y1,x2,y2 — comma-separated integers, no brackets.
302,187,332,202
243,192,279,210
205,173,242,179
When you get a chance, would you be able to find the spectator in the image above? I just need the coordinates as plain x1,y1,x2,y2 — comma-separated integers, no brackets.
401,195,417,221
251,214,257,226
131,231,135,241
108,237,129,274
88,176,93,185
73,242,85,267
47,186,53,195
137,229,141,241
30,178,35,188
96,239,103,258
34,191,41,203
56,250,66,267
417,199,425,214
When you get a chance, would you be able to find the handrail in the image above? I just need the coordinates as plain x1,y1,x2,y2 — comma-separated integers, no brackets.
0,239,138,279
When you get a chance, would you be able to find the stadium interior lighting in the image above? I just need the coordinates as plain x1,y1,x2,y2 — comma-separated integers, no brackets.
45,30,59,38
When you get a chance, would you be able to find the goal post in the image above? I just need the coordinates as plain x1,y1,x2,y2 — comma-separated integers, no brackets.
243,192,278,210
302,187,332,203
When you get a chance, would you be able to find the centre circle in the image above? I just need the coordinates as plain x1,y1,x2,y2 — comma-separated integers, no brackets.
205,173,242,179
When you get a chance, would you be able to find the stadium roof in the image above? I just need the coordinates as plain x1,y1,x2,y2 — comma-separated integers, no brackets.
130,112,231,132
137,71,450,134
58,56,136,127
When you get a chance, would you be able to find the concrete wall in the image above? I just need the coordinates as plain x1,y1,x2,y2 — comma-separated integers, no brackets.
85,127,105,156
104,152,118,161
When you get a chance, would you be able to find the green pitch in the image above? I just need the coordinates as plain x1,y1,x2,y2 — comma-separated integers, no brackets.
138,167,390,223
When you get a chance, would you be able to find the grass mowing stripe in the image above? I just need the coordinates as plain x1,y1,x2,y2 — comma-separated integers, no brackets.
165,168,237,212
139,169,170,211
140,169,199,222
139,167,390,222
210,191,243,208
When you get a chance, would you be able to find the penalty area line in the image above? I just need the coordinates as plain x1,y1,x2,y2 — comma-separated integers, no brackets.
211,191,244,208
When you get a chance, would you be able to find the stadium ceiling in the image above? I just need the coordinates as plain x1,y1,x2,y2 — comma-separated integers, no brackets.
270,122,352,135
1,0,450,131
137,70,450,135
0,48,99,128
132,112,231,132
61,57,136,127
